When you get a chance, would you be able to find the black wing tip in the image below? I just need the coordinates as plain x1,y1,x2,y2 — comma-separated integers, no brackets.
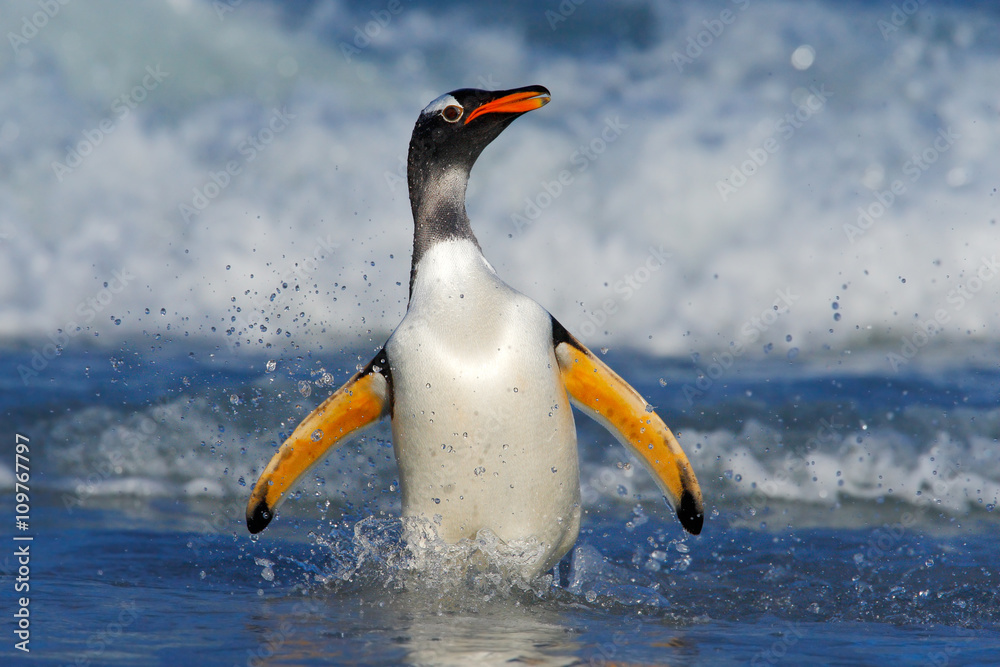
550,316,585,351
677,490,704,536
246,500,274,534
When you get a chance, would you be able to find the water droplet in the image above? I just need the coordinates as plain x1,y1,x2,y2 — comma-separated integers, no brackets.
311,429,323,441
425,382,431,389
265,359,276,373
432,498,441,504
230,394,240,405
238,476,246,486
585,590,597,603
298,381,312,397
658,378,667,387
160,308,166,315
833,313,841,321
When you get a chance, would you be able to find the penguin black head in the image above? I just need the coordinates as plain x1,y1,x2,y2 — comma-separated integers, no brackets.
408,86,550,184
406,86,550,283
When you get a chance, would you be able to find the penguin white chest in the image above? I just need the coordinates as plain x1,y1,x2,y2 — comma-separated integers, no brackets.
384,240,580,570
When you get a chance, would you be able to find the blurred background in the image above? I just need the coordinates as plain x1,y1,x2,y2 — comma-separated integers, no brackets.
1,3,999,662
1,0,996,362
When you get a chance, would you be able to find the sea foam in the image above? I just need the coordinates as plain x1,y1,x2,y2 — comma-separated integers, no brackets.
0,0,997,364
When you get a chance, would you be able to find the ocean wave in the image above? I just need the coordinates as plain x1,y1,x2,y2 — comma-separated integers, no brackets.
26,382,1000,524
0,0,997,359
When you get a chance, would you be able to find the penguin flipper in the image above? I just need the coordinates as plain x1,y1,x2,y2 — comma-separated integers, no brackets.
246,351,391,533
551,319,704,535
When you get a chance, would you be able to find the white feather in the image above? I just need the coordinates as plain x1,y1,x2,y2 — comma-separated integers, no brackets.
385,239,580,576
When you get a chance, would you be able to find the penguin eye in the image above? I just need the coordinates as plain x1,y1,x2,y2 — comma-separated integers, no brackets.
440,104,464,123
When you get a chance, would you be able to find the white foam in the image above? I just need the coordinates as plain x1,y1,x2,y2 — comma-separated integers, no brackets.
1,0,997,363
682,413,1000,518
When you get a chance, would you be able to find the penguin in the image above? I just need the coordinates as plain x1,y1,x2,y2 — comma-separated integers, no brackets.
246,86,703,579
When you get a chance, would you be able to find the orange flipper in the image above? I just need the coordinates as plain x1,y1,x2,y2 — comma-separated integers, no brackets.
246,352,391,533
552,320,704,534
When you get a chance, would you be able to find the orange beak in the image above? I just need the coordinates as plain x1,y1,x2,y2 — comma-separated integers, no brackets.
464,89,551,125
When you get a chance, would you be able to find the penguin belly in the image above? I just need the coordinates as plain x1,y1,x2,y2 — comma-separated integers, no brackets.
385,240,581,576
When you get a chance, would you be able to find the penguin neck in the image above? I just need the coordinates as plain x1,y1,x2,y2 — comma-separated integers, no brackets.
408,165,483,298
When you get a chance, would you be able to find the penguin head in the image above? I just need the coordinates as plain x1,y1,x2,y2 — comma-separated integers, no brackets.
407,86,550,188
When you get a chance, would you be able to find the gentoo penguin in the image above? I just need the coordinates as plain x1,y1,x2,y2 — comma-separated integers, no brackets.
246,86,703,578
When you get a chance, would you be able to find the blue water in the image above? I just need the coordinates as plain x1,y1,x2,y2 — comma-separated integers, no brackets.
3,348,1000,665
3,0,1000,663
